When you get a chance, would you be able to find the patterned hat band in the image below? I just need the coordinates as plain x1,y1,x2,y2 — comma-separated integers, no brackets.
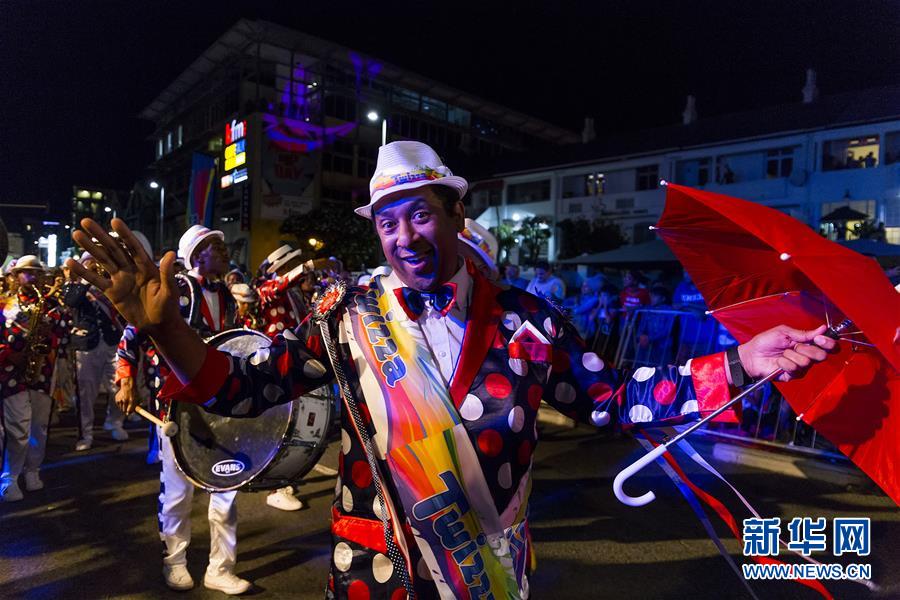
371,165,450,193
460,228,491,255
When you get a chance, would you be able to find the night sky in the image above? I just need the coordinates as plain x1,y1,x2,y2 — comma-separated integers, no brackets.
2,0,898,223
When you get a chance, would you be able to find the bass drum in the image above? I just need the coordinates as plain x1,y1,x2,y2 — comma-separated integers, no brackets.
169,329,335,492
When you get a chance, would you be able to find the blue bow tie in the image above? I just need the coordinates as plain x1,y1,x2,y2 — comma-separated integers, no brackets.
395,283,457,320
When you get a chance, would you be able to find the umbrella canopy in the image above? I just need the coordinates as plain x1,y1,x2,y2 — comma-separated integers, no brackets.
656,183,900,505
556,238,677,266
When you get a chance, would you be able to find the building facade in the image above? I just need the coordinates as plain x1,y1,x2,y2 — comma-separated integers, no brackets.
470,81,900,263
126,19,578,270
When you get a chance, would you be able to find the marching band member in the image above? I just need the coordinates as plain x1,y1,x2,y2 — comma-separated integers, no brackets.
72,141,837,599
0,256,70,502
123,224,250,594
230,283,260,330
65,252,128,450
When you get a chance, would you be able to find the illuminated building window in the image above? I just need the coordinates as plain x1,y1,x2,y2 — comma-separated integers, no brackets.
177,125,183,147
635,165,659,190
822,135,879,171
166,132,173,154
156,139,164,159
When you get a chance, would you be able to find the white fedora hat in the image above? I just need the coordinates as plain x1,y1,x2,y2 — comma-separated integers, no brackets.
230,283,258,303
12,255,44,272
265,244,303,275
178,224,224,269
457,219,499,279
355,141,468,219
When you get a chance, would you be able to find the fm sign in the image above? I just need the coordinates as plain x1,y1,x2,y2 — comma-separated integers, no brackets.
225,119,247,145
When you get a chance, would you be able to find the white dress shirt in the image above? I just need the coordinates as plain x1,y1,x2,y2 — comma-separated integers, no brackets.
416,264,472,383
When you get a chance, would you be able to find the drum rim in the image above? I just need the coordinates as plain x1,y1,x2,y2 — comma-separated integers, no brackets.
170,328,295,492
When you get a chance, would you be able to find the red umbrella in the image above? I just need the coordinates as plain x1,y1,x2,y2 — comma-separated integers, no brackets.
651,183,900,505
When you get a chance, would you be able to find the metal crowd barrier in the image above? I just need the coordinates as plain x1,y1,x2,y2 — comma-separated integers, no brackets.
611,308,846,460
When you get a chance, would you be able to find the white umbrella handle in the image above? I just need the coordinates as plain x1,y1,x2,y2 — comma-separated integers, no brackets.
613,444,668,506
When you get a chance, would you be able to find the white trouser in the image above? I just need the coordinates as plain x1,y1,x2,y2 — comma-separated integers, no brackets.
158,433,238,575
76,340,123,439
1,389,52,481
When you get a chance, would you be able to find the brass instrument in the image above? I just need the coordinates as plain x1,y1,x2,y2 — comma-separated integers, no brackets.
20,281,62,386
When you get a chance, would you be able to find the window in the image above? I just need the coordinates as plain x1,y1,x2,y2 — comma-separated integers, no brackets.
156,139,164,159
448,106,470,127
632,222,656,243
324,94,357,122
421,97,448,121
166,132,173,154
562,172,603,198
507,180,551,205
675,158,711,186
323,153,353,175
177,125,184,148
885,131,900,165
766,148,794,178
568,202,582,214
822,135,879,171
358,145,378,178
392,88,420,111
615,197,635,210
635,165,659,190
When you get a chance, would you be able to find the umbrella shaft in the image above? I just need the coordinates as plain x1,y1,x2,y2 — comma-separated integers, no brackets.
665,369,782,447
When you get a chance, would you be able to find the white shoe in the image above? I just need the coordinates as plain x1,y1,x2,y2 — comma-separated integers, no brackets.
109,426,129,441
203,571,252,595
162,564,195,591
1,480,24,502
24,471,44,491
75,438,92,452
266,486,303,511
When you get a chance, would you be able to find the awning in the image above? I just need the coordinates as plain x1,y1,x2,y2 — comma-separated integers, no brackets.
557,239,678,266
820,206,871,222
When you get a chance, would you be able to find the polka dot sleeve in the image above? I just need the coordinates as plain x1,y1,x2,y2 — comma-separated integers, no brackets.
160,319,335,418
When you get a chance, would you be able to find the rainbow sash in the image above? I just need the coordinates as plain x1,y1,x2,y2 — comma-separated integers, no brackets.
343,273,525,599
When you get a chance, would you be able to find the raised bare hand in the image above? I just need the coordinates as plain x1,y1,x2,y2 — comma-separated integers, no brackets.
67,218,181,334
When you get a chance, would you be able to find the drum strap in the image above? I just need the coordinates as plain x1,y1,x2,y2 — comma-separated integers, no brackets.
317,319,416,600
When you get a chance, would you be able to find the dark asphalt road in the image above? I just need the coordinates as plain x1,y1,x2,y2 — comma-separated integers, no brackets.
1,405,897,600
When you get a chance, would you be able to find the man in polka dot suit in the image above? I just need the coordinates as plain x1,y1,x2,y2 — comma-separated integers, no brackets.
1,256,70,502
70,141,836,599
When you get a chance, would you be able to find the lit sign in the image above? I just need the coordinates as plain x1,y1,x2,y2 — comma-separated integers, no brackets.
225,119,247,145
224,139,246,171
221,167,249,189
222,118,249,187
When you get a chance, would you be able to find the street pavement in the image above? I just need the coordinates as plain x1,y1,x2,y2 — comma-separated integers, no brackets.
1,403,897,600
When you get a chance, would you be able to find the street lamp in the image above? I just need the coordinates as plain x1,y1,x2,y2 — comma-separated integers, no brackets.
150,180,165,248
367,110,387,146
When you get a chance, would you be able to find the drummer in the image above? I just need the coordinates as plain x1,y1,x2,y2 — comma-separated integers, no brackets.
116,225,250,595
